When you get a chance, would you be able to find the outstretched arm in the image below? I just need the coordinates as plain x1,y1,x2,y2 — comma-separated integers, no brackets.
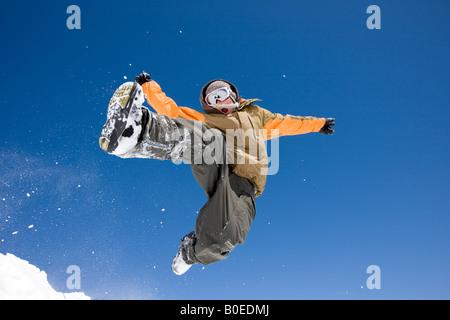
254,106,331,140
136,72,205,122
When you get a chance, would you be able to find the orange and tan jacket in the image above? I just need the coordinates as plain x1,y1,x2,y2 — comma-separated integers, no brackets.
142,80,325,197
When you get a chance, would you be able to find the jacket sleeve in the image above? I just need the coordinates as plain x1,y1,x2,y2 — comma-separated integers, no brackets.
141,80,205,122
258,106,326,140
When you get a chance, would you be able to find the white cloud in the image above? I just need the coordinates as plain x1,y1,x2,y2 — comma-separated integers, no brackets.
0,253,90,300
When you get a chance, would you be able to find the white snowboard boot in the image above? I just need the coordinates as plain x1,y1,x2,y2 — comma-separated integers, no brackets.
99,82,146,155
171,232,196,275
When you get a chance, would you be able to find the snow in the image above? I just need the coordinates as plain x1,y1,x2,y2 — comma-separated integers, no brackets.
0,253,90,300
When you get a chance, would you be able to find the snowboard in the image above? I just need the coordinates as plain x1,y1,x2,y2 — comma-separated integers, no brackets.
99,82,145,155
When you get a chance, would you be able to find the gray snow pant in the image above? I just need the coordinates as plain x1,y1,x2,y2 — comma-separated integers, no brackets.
118,107,256,265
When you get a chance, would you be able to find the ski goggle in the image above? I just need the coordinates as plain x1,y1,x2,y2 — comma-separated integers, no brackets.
205,87,235,107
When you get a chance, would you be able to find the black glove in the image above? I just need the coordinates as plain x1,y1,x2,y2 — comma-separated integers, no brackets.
319,118,335,135
135,71,151,85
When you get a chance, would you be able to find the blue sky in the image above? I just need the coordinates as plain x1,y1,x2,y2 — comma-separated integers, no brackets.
1,0,449,299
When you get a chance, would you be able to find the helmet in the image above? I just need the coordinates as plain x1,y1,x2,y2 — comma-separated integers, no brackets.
200,79,240,114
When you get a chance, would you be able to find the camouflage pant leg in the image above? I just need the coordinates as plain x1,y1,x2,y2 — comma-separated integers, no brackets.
117,107,224,164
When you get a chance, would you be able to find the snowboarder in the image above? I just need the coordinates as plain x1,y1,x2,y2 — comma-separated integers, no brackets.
99,72,335,275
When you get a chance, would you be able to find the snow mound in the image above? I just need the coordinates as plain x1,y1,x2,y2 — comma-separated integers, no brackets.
0,253,90,300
